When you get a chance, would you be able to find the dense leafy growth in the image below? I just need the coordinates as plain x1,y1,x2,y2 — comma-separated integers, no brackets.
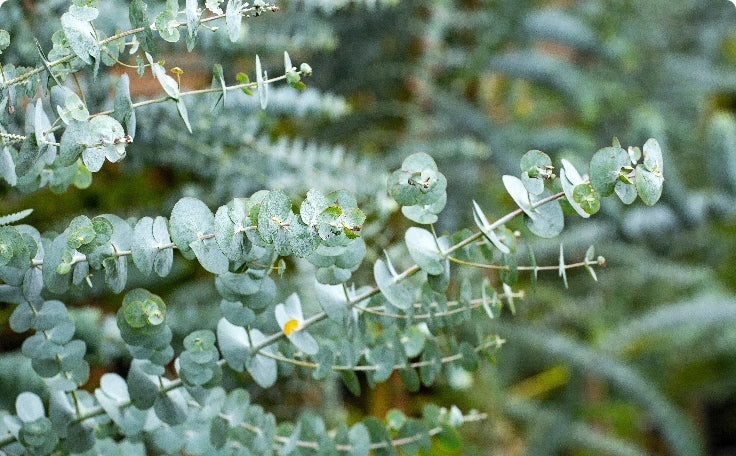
1,0,732,455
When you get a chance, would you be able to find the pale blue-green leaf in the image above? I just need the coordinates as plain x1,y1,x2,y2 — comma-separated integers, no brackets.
34,99,56,155
55,88,89,124
169,197,215,255
348,422,370,456
176,99,192,133
256,55,267,109
225,0,241,42
113,74,136,137
502,175,534,217
103,255,127,294
59,119,88,166
277,422,301,456
130,0,155,54
472,200,511,254
374,257,416,310
283,51,294,73
127,359,160,409
558,243,568,289
42,234,72,294
367,345,395,383
216,317,248,372
519,149,552,195
189,236,229,274
186,0,199,41
148,55,180,100
635,164,664,206
0,146,17,186
220,299,255,326
245,328,278,388
560,158,584,184
642,138,663,172
419,340,441,386
60,12,99,65
615,178,638,204
314,280,347,322
256,190,291,244
95,380,147,436
589,146,629,196
131,217,158,275
69,4,99,21
403,325,426,358
16,392,45,423
405,227,445,275
525,190,564,238
154,388,187,425
154,10,180,43
9,301,34,332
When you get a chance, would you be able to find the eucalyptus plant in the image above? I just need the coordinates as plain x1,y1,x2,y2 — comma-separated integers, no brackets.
0,1,665,455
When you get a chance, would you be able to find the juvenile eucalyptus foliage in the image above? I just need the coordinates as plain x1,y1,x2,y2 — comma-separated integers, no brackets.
0,1,666,455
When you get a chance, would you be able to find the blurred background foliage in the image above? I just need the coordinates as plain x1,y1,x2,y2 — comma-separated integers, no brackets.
3,0,736,454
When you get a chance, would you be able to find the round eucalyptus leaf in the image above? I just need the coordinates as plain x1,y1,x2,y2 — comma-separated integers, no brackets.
244,328,278,388
405,227,445,275
520,149,552,195
589,146,629,196
560,168,590,218
635,164,664,206
170,197,215,255
502,175,534,217
615,179,638,205
525,191,564,238
59,120,89,166
374,258,417,310
572,183,601,215
215,199,252,262
16,391,45,423
256,190,292,245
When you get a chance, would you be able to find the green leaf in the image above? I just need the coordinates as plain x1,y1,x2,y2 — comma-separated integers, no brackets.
502,174,534,216
169,196,215,256
132,216,173,277
635,138,664,206
244,328,278,388
314,281,348,322
520,149,552,195
559,161,590,218
525,190,564,238
256,190,292,245
0,29,9,54
347,422,370,456
176,98,193,134
589,145,629,196
216,317,249,372
225,0,242,42
405,227,445,275
472,200,511,253
60,12,99,65
419,339,441,386
374,257,417,310
154,9,180,42
147,53,180,100
436,423,461,450
572,183,600,215
112,74,135,137
129,0,155,54
55,88,89,124
256,54,268,109
16,391,45,423
154,388,187,425
211,63,227,108
341,370,361,396
185,0,199,48
236,72,253,96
